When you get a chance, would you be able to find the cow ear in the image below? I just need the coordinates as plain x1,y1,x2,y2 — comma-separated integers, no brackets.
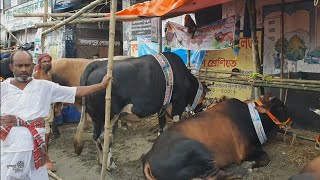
255,106,268,113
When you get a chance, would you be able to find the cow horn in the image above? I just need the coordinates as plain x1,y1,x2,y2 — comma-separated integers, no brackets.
269,96,276,101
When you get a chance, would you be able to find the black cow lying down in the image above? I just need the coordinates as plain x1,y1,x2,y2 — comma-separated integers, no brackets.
142,95,291,180
75,52,209,169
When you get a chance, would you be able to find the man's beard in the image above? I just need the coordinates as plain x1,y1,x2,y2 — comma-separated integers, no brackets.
42,65,52,72
14,74,32,82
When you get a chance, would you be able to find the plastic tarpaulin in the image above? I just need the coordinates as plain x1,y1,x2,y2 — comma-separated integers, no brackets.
116,0,231,18
138,37,206,73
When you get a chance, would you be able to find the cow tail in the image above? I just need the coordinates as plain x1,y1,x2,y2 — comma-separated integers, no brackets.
80,64,95,109
73,65,96,155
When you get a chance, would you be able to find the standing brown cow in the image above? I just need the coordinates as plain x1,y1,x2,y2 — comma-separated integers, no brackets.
51,58,94,87
51,57,131,87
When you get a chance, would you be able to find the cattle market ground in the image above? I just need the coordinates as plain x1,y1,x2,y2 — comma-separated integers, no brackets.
49,118,320,180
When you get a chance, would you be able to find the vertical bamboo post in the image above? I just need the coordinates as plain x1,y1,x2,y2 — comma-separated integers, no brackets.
158,17,162,53
205,68,208,82
187,50,191,67
100,0,117,179
280,0,285,100
8,34,12,48
41,0,48,52
247,0,261,99
24,28,28,43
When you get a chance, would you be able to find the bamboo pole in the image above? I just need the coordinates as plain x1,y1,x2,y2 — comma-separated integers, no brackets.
101,0,117,179
24,28,28,43
280,0,285,100
198,75,320,92
42,0,105,36
158,17,162,53
0,23,21,45
8,34,12,48
187,50,191,67
201,75,320,88
196,69,320,85
14,12,109,17
41,0,48,52
204,68,208,82
228,78,319,88
48,170,63,180
34,16,140,28
197,72,320,87
247,0,261,99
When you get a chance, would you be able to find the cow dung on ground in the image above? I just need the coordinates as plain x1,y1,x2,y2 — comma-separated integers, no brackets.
49,118,319,180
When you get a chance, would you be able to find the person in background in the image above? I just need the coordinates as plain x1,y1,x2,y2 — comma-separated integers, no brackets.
32,53,58,172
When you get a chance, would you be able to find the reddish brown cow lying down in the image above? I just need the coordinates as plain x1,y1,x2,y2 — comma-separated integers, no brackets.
289,156,320,180
142,95,291,180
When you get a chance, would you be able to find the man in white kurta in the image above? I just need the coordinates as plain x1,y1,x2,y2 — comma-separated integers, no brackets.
0,49,112,180
1,78,76,180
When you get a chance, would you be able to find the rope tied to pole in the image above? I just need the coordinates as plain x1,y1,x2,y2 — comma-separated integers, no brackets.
283,127,298,146
315,0,319,6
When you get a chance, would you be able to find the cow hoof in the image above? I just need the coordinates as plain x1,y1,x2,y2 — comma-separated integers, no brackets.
157,129,164,136
107,151,116,171
97,156,102,165
52,131,61,139
240,161,254,169
73,140,84,155
107,161,117,171
172,116,180,122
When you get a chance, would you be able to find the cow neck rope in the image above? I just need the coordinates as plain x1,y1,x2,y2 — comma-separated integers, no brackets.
186,81,203,112
247,102,268,144
152,53,174,105
255,100,291,129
